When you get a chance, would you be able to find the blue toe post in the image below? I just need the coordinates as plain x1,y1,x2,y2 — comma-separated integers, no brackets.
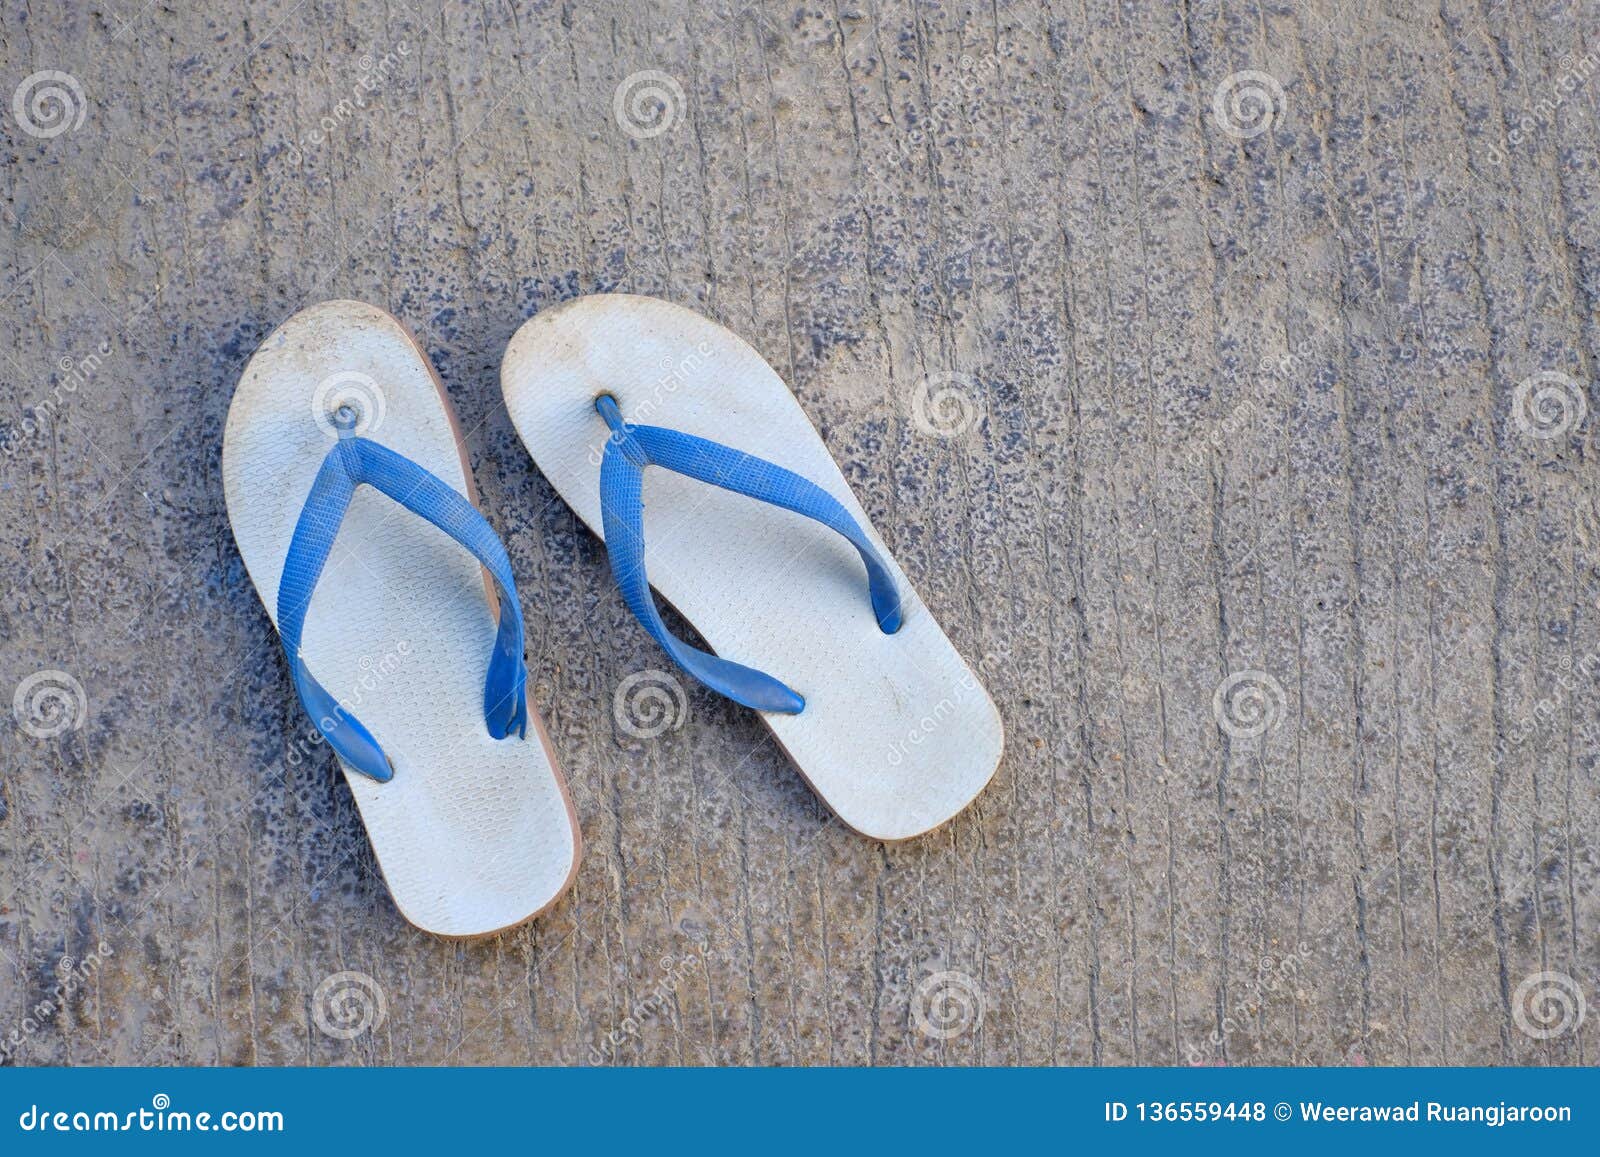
593,393,902,715
276,419,529,781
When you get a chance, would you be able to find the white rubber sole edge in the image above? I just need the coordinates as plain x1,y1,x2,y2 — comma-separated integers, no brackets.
223,300,581,937
502,294,1003,840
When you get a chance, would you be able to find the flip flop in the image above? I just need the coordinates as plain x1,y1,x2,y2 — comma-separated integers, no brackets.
501,294,1003,840
223,300,580,937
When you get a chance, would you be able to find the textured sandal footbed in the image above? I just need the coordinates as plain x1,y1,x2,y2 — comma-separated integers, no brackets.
501,294,1003,840
223,300,580,937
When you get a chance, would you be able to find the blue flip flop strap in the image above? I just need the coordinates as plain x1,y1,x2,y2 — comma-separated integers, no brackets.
596,395,902,714
276,433,529,782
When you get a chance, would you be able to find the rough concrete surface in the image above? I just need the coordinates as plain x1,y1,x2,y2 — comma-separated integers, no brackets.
1,0,1597,1066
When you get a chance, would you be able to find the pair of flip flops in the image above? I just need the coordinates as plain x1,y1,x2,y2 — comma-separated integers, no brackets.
223,296,1004,937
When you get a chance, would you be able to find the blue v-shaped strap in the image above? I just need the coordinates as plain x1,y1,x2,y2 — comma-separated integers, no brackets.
276,426,529,782
595,394,902,714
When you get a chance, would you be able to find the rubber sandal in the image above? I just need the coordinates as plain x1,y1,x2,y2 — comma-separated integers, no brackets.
501,294,1003,840
223,300,580,937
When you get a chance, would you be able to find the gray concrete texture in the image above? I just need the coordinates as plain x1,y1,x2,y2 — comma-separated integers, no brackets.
1,0,1597,1065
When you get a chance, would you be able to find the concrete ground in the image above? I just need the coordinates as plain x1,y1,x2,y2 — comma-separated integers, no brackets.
1,0,1596,1065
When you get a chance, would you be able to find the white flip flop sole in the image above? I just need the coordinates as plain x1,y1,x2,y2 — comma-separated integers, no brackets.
502,294,1003,840
223,300,580,937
